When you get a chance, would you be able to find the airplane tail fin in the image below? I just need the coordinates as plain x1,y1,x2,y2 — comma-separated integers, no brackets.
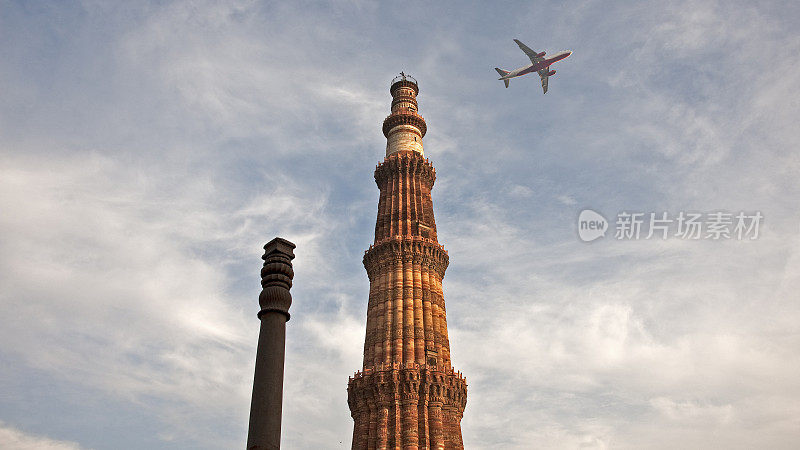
495,68,510,88
494,68,510,76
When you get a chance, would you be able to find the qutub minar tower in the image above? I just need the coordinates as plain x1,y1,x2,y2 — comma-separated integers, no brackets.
347,74,467,449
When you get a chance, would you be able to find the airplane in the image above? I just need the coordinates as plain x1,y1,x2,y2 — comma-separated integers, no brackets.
495,39,572,93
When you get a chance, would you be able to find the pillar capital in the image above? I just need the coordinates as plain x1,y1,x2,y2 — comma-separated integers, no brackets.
258,237,296,320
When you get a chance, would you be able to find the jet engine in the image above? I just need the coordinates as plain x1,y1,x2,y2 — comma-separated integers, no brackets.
547,70,556,76
537,51,546,57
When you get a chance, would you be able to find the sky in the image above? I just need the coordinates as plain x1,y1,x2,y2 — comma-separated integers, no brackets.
1,0,799,448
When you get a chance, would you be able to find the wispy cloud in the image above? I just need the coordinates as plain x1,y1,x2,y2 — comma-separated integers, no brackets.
0,422,84,450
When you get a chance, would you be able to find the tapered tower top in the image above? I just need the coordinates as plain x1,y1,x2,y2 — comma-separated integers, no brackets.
383,72,427,156
390,72,419,97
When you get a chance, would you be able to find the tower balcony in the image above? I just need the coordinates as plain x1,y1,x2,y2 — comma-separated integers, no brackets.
382,108,427,138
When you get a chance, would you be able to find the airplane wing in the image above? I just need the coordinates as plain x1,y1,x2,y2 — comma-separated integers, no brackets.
540,73,549,94
514,39,545,64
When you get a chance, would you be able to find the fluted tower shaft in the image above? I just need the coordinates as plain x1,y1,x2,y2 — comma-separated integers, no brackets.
348,75,467,450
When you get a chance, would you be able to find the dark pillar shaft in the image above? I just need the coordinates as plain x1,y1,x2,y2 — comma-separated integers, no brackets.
248,237,295,450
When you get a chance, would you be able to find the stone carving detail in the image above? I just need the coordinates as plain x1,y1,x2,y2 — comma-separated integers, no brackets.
348,366,467,449
363,240,449,282
374,152,436,188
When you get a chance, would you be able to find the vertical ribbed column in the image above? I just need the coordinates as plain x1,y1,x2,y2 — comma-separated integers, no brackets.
378,406,389,449
401,397,419,449
390,173,397,238
365,401,377,450
363,272,376,370
430,272,443,365
432,274,450,367
403,161,410,235
412,255,424,363
374,264,386,367
384,170,394,239
393,257,403,363
421,179,436,239
388,401,398,448
383,266,392,366
417,387,429,450
393,382,402,447
353,404,368,449
409,162,418,234
442,406,457,449
451,411,464,449
429,400,444,450
421,264,434,364
403,255,414,364
375,176,387,239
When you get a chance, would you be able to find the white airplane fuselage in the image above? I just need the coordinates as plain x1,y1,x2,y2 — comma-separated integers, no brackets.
500,50,572,80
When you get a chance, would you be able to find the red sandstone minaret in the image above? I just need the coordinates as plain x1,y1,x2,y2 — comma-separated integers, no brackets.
347,74,467,449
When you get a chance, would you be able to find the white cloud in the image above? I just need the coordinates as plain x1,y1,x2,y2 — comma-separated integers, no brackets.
650,397,733,424
0,422,84,450
0,150,334,446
